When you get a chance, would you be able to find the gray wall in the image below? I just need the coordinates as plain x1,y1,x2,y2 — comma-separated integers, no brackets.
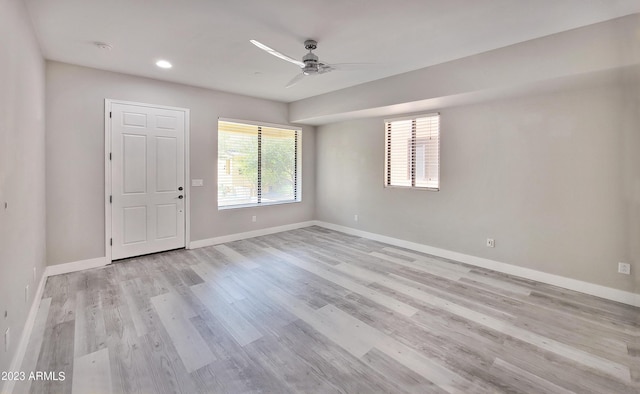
46,61,315,266
315,71,639,293
0,0,47,372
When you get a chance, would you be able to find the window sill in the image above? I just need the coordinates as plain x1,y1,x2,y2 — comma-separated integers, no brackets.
384,185,440,192
218,199,302,211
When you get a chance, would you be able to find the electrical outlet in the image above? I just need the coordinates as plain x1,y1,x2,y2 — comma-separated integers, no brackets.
25,285,29,303
486,238,495,248
354,214,359,222
4,328,9,352
618,262,631,275
251,215,256,223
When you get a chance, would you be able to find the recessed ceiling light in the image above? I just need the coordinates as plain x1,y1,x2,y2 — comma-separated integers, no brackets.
156,60,172,69
94,42,112,50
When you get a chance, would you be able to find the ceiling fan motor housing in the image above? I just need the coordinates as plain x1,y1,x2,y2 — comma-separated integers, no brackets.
304,39,317,50
302,51,319,74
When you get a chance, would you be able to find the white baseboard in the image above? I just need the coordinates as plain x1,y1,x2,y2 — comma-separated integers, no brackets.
188,221,316,249
2,269,47,394
313,221,640,307
44,257,109,277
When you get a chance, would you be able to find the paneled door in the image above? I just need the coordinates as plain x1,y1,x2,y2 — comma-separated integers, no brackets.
110,102,186,260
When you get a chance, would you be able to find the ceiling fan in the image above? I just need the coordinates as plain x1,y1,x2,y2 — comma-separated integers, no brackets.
250,39,364,88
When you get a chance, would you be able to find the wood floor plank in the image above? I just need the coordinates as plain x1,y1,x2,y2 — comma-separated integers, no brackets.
333,262,390,284
381,247,472,273
385,275,633,382
306,304,377,359
387,273,518,320
528,290,640,331
224,281,299,335
12,297,51,394
251,255,351,309
501,321,632,382
491,357,576,394
244,268,472,394
118,279,150,337
497,337,634,394
214,244,260,270
361,348,446,394
191,282,263,347
102,298,156,394
238,268,383,360
32,320,75,394
315,305,473,392
513,313,635,364
370,251,464,281
140,329,200,394
282,321,417,394
193,268,248,305
71,347,113,394
372,338,474,393
265,247,419,317
190,261,228,283
215,276,247,302
462,272,532,296
150,291,216,373
73,289,107,358
150,291,195,318
242,333,335,393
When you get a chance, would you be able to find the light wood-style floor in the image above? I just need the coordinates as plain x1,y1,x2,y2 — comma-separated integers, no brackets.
16,227,639,393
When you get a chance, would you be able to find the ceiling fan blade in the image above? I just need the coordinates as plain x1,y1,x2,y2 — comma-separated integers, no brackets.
317,63,334,74
325,63,375,71
285,73,306,88
250,40,305,68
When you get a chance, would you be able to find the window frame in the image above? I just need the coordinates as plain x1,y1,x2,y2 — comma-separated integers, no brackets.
384,112,440,191
217,117,302,210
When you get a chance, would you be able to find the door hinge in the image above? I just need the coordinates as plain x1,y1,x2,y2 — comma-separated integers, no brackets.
110,238,112,246
109,152,112,160
109,111,112,118
109,195,112,203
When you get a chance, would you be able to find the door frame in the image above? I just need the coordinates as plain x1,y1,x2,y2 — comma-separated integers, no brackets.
104,99,191,263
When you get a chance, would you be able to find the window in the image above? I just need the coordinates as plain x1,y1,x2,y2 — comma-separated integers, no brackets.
218,119,300,208
384,113,440,190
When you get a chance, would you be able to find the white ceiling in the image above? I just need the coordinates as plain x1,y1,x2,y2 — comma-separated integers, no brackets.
25,0,640,103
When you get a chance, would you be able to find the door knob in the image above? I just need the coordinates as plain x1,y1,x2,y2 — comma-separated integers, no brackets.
178,195,184,199
178,187,183,191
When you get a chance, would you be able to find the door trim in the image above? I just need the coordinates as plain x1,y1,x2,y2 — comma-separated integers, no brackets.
104,99,191,263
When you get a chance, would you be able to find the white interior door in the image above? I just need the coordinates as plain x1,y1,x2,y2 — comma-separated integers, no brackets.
110,102,186,260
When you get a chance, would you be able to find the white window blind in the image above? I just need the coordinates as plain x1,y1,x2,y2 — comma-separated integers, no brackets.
385,113,440,190
218,120,299,208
